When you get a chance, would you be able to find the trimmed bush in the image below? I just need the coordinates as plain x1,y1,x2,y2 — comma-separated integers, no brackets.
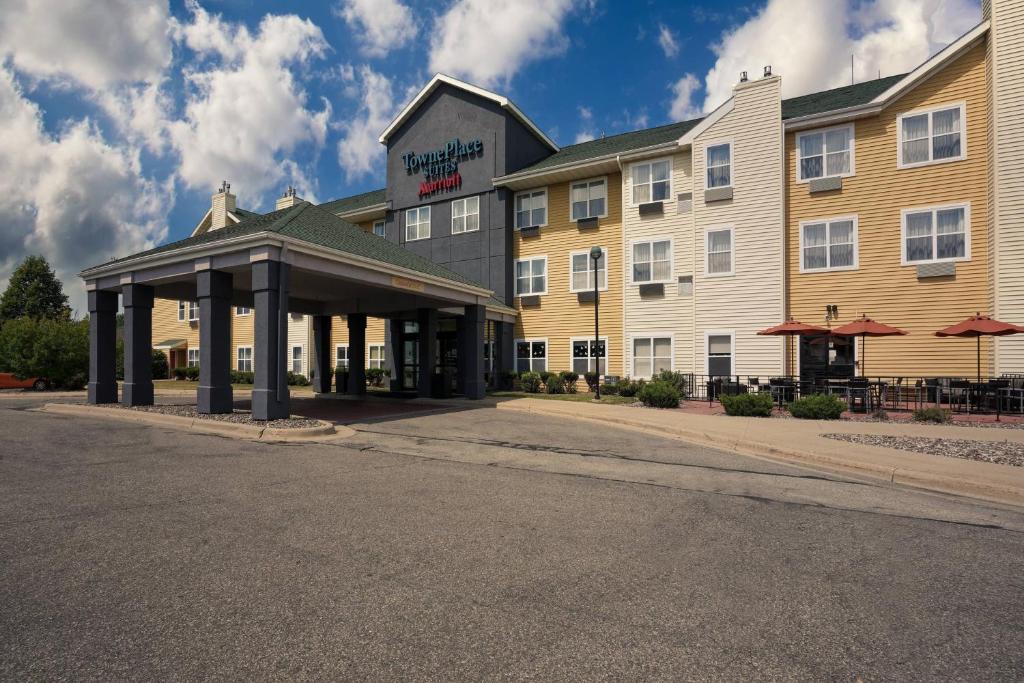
539,371,555,385
287,371,310,386
600,381,619,396
583,371,599,392
721,392,774,417
788,394,846,420
520,371,542,393
559,370,579,393
172,367,187,380
638,380,680,408
545,374,564,394
366,367,389,388
655,370,689,396
913,406,952,423
230,370,254,385
499,370,518,390
617,378,643,398
184,366,200,381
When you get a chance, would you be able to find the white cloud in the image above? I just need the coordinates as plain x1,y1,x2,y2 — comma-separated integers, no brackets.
337,66,396,180
574,106,596,143
699,0,980,112
333,0,418,57
168,3,332,204
658,24,680,58
669,73,703,121
0,67,169,314
429,0,578,88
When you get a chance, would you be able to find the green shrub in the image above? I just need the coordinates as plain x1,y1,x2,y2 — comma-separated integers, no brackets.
184,366,200,381
638,380,680,408
545,374,564,394
583,371,599,392
617,379,643,397
151,349,169,379
559,370,579,393
655,370,689,396
600,381,619,395
0,316,89,389
520,371,542,393
788,394,846,420
230,370,254,385
499,370,518,390
539,370,555,385
334,367,348,387
287,371,310,386
913,406,952,423
721,392,774,417
172,367,187,380
366,367,389,387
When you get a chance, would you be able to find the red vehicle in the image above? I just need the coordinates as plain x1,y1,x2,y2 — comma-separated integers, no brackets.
0,373,47,391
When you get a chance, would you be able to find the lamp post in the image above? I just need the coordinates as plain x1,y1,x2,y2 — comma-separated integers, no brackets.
590,246,602,400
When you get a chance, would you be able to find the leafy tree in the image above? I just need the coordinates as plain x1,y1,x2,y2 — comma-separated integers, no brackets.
115,339,169,380
0,256,70,325
0,317,88,389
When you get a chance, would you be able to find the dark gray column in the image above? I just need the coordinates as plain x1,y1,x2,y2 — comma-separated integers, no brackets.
417,308,438,398
495,320,514,377
87,289,118,404
121,284,154,407
455,315,467,395
386,317,403,390
462,304,486,399
253,260,289,420
347,314,367,395
196,270,233,414
312,315,332,394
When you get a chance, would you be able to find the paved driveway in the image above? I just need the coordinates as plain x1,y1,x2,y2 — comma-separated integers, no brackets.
2,394,1023,680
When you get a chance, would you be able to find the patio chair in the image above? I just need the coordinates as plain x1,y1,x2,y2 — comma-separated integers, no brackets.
848,378,869,413
948,379,970,413
888,377,904,410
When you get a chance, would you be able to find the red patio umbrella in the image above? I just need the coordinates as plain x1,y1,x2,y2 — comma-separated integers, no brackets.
757,319,830,376
831,315,907,377
935,313,1024,382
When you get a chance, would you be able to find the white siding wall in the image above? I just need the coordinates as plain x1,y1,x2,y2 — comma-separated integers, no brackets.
692,76,785,378
622,150,695,377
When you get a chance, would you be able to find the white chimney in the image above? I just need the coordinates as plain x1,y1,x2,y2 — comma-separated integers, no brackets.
275,186,303,210
210,181,236,231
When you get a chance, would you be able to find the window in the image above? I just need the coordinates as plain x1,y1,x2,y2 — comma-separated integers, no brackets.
706,333,733,377
515,189,547,229
515,257,547,296
335,345,349,369
632,239,672,283
291,346,303,375
406,206,430,241
187,348,200,367
235,306,251,316
570,249,607,292
515,340,547,372
631,159,671,204
898,103,965,167
451,196,480,234
571,338,607,374
368,344,385,369
705,143,732,189
236,346,252,372
801,217,857,272
705,228,733,276
179,301,198,322
372,220,385,237
632,337,672,379
571,178,607,220
797,125,853,181
178,301,185,321
902,204,970,264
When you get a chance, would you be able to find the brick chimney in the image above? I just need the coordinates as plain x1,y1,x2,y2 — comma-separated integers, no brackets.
210,181,236,231
275,186,303,210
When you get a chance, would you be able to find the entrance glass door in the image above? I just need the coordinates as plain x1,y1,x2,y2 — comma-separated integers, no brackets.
402,321,419,390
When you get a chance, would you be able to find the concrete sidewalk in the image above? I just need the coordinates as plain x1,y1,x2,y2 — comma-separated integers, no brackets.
494,398,1024,508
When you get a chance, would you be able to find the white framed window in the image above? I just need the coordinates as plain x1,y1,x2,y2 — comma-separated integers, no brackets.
187,348,200,367
631,159,671,204
372,220,385,237
514,189,547,229
571,337,607,375
178,301,186,321
291,345,303,375
632,335,672,379
368,344,385,369
235,306,251,316
571,177,608,220
901,203,970,265
515,339,547,373
451,196,480,234
705,331,734,377
705,227,734,276
515,256,547,296
797,125,854,181
179,301,198,322
335,344,349,369
405,206,431,241
236,346,253,372
570,248,607,292
631,238,672,283
800,216,858,272
705,142,732,189
898,102,966,168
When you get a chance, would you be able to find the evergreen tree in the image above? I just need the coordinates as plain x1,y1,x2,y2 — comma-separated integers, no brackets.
0,256,70,325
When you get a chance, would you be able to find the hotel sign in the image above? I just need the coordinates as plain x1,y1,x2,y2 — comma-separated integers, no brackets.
401,137,483,198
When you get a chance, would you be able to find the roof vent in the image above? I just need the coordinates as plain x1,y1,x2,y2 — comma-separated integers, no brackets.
740,71,748,83
764,65,772,77
218,180,231,194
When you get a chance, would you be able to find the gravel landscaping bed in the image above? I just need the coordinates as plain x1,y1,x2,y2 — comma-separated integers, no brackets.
823,433,1024,468
125,404,323,428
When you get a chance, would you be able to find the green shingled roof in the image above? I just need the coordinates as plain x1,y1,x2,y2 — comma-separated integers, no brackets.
91,202,484,290
318,188,386,215
781,74,905,120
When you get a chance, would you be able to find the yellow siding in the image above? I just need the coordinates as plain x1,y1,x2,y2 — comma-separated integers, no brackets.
231,307,254,371
513,173,624,375
152,298,200,372
786,43,991,377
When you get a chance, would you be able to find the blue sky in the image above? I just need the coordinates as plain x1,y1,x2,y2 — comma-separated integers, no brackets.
0,0,980,311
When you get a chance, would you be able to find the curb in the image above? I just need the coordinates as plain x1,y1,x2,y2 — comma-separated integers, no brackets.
40,403,352,442
495,401,1024,509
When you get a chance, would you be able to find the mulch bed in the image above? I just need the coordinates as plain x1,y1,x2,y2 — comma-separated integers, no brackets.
823,433,1024,468
125,404,322,428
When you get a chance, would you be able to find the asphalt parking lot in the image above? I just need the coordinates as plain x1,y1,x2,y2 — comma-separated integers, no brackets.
2,393,1023,680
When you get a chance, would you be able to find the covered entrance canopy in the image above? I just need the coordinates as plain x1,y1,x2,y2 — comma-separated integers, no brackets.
80,202,517,419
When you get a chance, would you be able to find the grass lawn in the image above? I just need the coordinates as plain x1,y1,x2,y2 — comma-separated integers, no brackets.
490,391,635,405
151,380,315,393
